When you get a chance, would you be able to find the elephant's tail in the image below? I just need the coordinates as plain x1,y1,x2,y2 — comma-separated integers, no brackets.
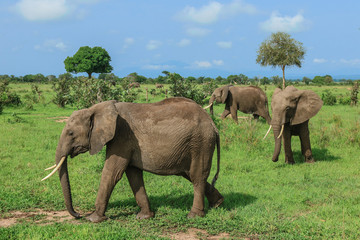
211,133,220,187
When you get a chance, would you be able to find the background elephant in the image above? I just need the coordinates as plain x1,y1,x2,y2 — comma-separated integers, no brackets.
206,85,271,124
42,98,223,222
267,86,323,164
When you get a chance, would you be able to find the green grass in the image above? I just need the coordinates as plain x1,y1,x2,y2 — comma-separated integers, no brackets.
1,83,360,239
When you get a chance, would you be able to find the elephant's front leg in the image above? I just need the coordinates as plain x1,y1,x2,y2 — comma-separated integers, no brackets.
220,107,231,119
298,121,314,163
283,124,295,164
87,155,129,223
125,166,154,219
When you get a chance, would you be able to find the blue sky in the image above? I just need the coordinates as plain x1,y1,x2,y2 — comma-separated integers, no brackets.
1,0,360,79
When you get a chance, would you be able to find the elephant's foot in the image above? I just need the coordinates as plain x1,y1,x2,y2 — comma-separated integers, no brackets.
285,156,295,164
187,208,205,218
304,150,315,163
209,196,224,209
207,189,224,209
305,156,315,163
86,212,108,223
136,210,154,220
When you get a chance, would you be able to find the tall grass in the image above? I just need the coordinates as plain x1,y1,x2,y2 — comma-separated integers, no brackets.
1,83,360,239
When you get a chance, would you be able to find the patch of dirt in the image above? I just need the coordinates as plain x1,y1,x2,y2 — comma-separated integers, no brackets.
47,116,69,123
167,228,230,240
0,209,77,227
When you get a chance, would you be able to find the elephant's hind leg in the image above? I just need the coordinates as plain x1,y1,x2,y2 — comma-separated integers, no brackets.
125,166,154,219
206,184,224,209
187,181,206,218
181,174,223,209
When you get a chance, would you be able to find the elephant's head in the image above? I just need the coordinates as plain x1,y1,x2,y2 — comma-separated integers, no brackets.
42,100,118,218
267,86,322,162
204,85,232,115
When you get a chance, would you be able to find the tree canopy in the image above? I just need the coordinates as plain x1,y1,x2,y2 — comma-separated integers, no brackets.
64,46,113,78
256,32,305,89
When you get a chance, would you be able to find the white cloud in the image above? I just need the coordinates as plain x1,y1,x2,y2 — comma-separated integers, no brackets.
217,41,232,49
340,58,360,65
194,61,212,68
34,39,67,52
193,60,224,68
260,11,310,33
146,40,162,50
15,0,70,21
213,60,224,66
123,38,134,49
186,27,211,37
313,58,327,63
14,0,101,21
143,64,175,70
176,0,257,24
178,39,191,47
177,2,222,24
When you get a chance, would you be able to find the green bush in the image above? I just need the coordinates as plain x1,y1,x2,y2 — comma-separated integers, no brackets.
52,73,72,107
321,90,337,105
167,72,206,105
70,77,137,109
0,79,22,114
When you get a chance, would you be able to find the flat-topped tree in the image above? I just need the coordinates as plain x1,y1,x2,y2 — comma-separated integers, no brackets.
256,32,305,89
64,46,113,78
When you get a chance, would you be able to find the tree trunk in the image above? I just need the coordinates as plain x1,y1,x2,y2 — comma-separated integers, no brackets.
282,65,286,89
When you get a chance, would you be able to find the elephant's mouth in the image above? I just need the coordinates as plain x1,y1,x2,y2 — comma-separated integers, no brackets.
70,146,88,158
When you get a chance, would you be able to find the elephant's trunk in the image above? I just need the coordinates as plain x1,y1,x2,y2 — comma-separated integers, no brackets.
272,125,282,162
56,149,80,218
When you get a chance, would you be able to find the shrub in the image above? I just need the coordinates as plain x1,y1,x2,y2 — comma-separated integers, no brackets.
351,81,359,106
321,90,337,105
0,79,22,114
70,77,137,109
167,72,206,105
52,73,73,107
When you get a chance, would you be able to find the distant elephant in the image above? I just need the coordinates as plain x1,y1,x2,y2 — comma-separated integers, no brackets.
42,98,223,223
205,85,271,124
264,86,323,164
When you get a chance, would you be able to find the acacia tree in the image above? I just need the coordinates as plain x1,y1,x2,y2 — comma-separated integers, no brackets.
256,32,305,89
64,46,113,78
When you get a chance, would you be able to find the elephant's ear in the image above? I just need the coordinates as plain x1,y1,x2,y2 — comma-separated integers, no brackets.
221,86,230,103
89,100,118,155
291,90,323,125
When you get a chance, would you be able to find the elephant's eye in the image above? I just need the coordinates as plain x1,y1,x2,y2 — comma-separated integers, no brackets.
68,131,74,136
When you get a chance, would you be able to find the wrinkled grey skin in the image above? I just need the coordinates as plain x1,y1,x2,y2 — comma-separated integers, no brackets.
208,85,271,124
52,98,223,223
271,86,323,164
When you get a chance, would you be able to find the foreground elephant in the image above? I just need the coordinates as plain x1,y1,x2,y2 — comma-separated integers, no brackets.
42,98,223,222
205,85,271,124
264,86,323,164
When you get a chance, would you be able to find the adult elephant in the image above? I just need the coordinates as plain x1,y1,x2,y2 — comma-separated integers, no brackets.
264,86,323,164
42,98,223,222
205,85,271,124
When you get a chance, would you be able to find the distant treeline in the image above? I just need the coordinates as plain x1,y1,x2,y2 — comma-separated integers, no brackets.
0,72,358,86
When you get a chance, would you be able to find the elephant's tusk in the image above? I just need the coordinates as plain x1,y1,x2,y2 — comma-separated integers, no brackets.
277,125,284,139
44,164,56,171
203,102,213,109
41,157,66,181
263,125,272,140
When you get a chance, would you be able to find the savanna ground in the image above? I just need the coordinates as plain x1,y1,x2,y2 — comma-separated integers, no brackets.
0,83,359,239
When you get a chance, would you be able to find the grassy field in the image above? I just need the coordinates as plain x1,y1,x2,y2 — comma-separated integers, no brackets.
0,83,360,239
